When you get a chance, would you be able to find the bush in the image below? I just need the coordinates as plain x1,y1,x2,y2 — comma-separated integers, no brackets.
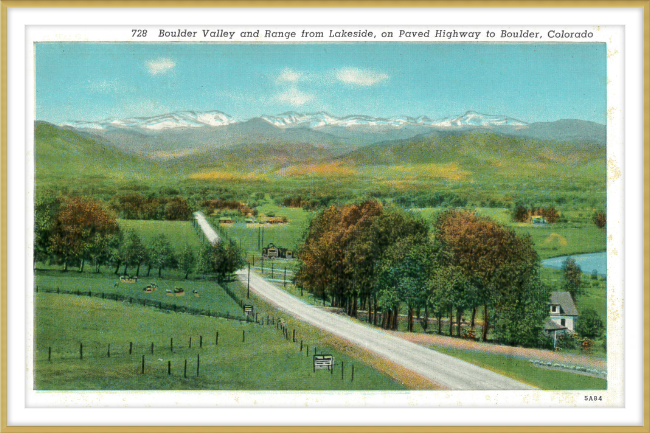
537,331,555,350
556,333,578,350
576,308,604,339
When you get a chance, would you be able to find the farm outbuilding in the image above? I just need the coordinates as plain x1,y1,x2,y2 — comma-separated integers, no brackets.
262,243,293,259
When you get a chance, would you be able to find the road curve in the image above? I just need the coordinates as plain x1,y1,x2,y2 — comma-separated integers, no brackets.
236,270,535,390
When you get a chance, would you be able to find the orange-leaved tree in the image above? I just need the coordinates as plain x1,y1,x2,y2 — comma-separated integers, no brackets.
434,209,541,342
49,197,119,272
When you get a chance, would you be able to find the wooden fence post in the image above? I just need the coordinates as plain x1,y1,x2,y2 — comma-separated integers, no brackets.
200,336,203,349
351,365,355,383
168,361,171,376
196,354,200,377
184,359,187,379
242,330,245,343
341,361,344,379
170,338,173,352
141,355,145,374
107,344,111,358
129,342,132,355
293,330,295,342
189,337,192,348
300,340,303,351
80,343,83,360
216,332,219,345
48,347,51,362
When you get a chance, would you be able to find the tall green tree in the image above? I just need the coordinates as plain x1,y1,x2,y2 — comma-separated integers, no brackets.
34,192,62,267
178,245,197,279
434,209,541,342
149,234,176,277
562,258,583,298
120,230,147,276
376,240,432,331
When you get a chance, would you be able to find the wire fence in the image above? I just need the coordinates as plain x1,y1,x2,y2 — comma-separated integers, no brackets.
35,309,358,384
36,286,254,324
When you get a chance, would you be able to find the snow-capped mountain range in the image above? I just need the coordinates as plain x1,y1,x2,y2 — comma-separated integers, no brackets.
62,110,238,131
54,109,604,161
62,110,527,132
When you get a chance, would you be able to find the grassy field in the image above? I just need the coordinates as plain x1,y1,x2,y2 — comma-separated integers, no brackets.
35,271,244,318
211,202,313,259
432,346,607,390
118,219,203,253
35,293,406,390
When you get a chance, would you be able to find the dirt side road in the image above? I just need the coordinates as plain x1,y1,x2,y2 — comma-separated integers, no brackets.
392,332,607,371
236,270,535,390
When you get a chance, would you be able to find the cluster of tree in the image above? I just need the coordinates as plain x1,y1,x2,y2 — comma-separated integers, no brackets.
201,198,257,217
36,196,120,272
198,242,246,282
109,194,192,220
512,205,560,223
35,195,244,281
295,202,548,347
277,194,335,211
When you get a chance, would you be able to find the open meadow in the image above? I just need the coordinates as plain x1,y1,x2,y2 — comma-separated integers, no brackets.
35,293,404,390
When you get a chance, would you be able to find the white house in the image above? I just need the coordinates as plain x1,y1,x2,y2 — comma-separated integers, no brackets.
544,291,579,343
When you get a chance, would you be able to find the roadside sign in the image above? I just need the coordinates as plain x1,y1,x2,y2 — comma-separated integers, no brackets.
313,354,334,370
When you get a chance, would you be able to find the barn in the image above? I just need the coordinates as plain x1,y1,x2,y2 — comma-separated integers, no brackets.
262,243,293,259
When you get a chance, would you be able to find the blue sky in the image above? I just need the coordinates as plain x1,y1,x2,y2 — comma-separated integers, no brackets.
36,42,606,124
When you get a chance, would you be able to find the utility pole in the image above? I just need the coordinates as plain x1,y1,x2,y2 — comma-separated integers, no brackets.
247,263,250,299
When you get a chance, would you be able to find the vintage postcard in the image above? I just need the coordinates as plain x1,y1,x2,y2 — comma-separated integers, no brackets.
6,7,642,427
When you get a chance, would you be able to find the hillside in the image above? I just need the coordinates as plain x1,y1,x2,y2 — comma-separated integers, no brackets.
35,121,163,184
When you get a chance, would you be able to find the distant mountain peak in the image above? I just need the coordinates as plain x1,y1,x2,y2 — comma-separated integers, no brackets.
431,111,528,128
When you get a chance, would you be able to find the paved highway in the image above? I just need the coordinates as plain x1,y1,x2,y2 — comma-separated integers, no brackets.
236,269,535,390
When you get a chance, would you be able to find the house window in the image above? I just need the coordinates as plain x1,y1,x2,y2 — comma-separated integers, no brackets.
561,319,566,327
551,306,557,313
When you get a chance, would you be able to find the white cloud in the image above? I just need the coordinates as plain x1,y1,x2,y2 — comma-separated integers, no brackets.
146,58,176,75
335,67,389,86
276,87,314,106
277,68,303,83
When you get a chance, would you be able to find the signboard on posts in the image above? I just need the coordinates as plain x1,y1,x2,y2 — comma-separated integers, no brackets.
313,354,334,370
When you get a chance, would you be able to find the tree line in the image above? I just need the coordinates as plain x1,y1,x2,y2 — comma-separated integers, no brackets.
295,201,550,348
35,196,243,280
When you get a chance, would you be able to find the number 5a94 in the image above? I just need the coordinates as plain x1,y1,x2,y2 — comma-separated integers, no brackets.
132,29,148,37
584,395,603,401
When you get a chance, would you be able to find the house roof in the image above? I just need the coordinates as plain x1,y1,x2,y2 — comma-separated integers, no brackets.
544,318,567,331
550,291,579,316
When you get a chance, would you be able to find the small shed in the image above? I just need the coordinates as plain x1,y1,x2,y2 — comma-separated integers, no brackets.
262,242,291,259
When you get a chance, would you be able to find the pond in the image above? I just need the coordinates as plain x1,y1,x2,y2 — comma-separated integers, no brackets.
541,252,607,277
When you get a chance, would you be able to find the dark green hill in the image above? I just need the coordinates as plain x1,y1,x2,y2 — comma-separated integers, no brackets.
35,121,163,184
336,131,605,167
